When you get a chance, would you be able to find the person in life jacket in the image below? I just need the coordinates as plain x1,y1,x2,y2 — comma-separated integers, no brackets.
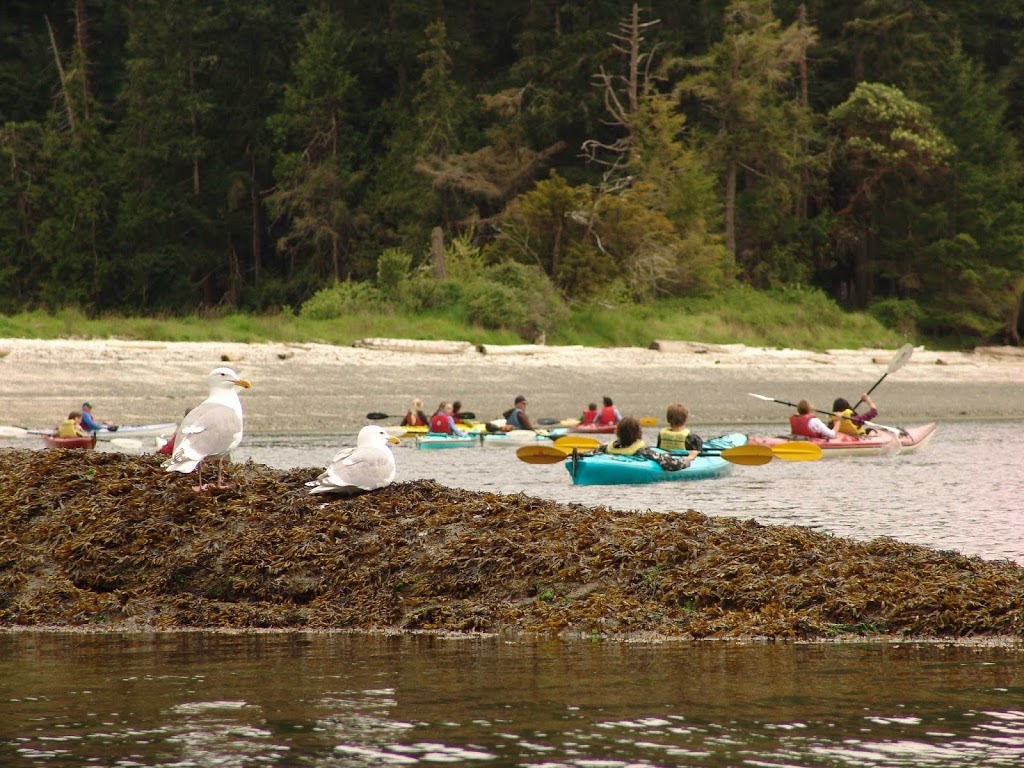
578,403,599,425
829,393,878,435
656,403,704,456
57,411,88,438
789,400,838,439
429,402,468,436
596,396,621,426
401,398,429,427
597,416,688,471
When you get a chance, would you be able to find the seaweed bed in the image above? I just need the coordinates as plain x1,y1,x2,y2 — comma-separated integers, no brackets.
2,448,1022,641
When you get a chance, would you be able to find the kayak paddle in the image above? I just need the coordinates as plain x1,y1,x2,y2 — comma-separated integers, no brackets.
518,441,822,466
553,435,602,451
0,425,29,438
367,410,475,421
856,343,914,410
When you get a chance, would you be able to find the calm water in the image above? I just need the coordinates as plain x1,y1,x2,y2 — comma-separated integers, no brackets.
4,420,1023,767
1,633,1023,768
232,419,1023,564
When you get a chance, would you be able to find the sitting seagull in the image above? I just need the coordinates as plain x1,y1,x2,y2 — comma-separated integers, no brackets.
307,424,400,495
162,367,251,490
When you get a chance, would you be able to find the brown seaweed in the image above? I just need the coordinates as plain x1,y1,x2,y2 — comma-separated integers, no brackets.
1,448,1022,640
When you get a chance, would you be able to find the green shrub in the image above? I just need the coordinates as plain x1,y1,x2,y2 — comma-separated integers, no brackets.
869,298,922,336
467,283,528,331
299,280,383,320
376,248,414,298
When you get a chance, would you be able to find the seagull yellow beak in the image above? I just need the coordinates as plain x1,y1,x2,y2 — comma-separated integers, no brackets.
235,379,251,389
387,435,400,444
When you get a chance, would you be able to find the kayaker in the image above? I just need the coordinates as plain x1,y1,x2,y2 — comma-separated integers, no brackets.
577,403,599,425
452,401,470,424
80,402,117,432
56,411,89,438
429,402,468,436
597,416,688,471
789,400,838,439
504,395,535,431
656,403,704,457
829,393,878,435
596,396,621,426
400,398,429,427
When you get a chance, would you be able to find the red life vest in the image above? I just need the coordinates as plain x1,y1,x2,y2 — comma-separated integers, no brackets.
429,412,452,433
789,413,817,437
581,408,598,425
598,405,618,425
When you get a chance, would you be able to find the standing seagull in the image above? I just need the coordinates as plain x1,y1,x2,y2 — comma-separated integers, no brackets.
307,425,400,495
162,367,251,490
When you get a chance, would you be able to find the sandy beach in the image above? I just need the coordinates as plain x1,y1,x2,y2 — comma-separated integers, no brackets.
2,337,1023,433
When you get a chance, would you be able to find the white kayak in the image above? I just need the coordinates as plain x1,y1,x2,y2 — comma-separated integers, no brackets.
25,422,178,440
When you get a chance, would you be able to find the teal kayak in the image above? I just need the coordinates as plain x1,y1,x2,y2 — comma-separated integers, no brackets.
564,433,747,486
415,433,479,450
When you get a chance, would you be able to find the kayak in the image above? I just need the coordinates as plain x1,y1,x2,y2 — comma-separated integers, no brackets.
747,422,937,457
565,433,747,486
568,422,617,434
415,433,479,450
29,422,178,440
40,434,97,450
390,422,485,438
481,427,569,446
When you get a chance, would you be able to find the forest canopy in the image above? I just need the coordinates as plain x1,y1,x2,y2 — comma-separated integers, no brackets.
1,0,1023,345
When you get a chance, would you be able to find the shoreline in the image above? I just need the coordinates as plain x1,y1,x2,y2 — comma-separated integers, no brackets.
3,338,1024,433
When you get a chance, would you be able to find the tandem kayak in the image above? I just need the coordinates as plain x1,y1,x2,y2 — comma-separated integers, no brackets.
747,422,937,457
568,422,617,434
564,433,747,486
29,422,178,440
415,433,479,450
480,427,569,446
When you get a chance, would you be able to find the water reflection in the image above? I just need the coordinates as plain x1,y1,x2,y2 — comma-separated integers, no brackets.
1,633,1022,767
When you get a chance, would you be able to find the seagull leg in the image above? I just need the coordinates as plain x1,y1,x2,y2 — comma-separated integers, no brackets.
192,461,209,492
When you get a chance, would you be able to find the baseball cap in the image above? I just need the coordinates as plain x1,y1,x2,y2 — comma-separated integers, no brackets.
82,402,92,408
514,394,527,404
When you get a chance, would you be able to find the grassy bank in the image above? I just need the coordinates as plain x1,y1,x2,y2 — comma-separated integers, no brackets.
0,287,908,350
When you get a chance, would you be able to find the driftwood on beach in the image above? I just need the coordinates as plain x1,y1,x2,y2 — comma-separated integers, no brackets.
2,448,1022,640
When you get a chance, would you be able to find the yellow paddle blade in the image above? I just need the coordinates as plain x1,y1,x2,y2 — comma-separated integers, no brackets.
516,445,569,464
553,435,602,451
770,442,823,461
639,417,658,427
718,445,775,466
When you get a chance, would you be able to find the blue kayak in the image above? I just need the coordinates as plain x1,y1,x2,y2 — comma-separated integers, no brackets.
564,433,747,486
415,433,479,450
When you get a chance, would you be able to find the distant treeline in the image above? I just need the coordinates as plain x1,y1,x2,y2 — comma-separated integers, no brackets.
1,0,1023,344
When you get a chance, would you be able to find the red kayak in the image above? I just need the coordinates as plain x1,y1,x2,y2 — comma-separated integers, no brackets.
747,422,936,457
569,422,617,434
40,434,98,450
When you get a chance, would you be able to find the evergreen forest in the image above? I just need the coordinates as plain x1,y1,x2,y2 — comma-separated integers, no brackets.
2,0,1024,345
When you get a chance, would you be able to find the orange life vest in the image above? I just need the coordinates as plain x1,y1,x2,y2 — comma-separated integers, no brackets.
429,412,452,434
598,405,618,425
789,413,818,437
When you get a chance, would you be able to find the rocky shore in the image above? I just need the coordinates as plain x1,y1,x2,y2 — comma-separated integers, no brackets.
2,338,1024,433
1,448,1022,640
